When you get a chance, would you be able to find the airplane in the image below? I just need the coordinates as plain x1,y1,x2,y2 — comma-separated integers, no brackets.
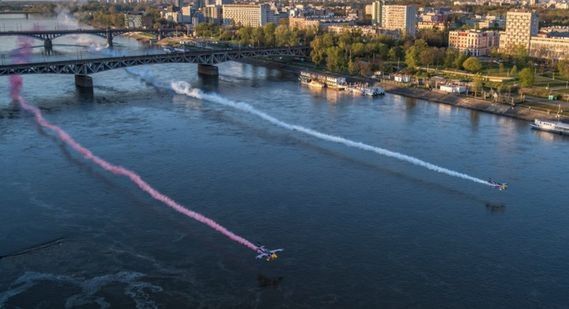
256,246,284,262
488,179,508,191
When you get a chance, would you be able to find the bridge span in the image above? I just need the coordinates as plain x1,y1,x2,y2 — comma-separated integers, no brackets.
0,46,309,89
0,28,183,51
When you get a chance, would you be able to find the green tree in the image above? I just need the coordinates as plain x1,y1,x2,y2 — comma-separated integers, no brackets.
275,25,289,47
443,48,458,68
510,65,518,77
326,46,345,72
512,45,529,67
417,29,447,47
419,48,437,67
558,60,569,79
351,42,366,58
388,46,404,61
404,40,429,68
498,63,505,74
310,35,331,66
359,61,372,77
462,57,482,73
252,27,265,47
348,59,358,75
237,26,253,46
518,68,535,87
454,53,468,69
472,78,483,97
405,46,419,68
288,29,299,46
218,28,233,41
263,23,276,46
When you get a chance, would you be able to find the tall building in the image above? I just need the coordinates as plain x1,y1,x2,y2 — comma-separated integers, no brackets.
193,0,205,9
499,11,538,52
222,4,270,27
371,0,383,25
381,5,417,37
448,30,500,56
204,5,222,24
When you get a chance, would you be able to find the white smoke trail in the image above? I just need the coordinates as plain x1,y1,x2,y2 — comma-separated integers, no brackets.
170,80,493,187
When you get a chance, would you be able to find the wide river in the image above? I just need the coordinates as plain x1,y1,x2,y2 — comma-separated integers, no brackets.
1,14,568,308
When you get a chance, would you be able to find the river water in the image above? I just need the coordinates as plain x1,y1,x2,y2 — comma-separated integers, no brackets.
1,14,568,308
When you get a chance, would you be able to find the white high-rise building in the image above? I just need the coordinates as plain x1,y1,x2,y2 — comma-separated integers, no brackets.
381,5,417,37
499,11,538,52
222,4,270,27
371,1,383,25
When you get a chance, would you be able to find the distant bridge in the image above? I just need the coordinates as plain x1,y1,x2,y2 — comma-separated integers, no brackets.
0,11,42,18
0,28,183,50
0,46,309,88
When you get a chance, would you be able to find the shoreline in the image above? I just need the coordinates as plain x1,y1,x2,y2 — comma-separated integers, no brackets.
238,57,568,123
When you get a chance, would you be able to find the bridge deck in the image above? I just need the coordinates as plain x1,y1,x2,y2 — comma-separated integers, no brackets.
0,28,183,40
0,46,309,75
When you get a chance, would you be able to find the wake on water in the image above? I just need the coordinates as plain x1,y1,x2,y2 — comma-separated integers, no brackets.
162,79,494,188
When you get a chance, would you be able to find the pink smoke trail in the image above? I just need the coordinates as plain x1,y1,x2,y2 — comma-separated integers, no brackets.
9,40,260,254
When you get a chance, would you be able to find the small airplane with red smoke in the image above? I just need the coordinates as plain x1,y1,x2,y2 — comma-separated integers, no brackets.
256,246,283,262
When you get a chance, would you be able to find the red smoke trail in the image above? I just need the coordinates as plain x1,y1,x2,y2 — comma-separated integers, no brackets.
9,40,260,254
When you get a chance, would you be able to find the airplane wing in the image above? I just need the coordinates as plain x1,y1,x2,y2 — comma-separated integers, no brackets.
271,249,284,253
256,254,266,259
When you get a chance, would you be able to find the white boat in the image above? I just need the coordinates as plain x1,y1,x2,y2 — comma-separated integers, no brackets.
325,76,346,90
345,85,384,97
299,75,311,85
345,85,364,96
530,119,569,135
364,87,384,96
308,80,326,89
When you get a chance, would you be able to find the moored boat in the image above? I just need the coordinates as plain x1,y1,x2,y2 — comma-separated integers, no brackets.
364,87,384,96
308,80,326,89
530,119,569,135
299,75,311,85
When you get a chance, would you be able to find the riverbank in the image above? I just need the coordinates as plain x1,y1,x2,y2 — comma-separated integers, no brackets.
239,57,568,123
380,81,568,122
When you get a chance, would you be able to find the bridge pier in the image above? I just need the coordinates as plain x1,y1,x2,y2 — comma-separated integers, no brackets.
75,74,93,89
106,29,113,48
44,39,53,54
197,64,219,77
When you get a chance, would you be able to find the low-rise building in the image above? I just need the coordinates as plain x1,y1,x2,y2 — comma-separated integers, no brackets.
440,84,468,94
289,17,320,30
365,4,373,17
124,13,143,28
326,25,401,38
162,11,183,23
529,36,569,60
477,15,505,29
448,30,500,56
418,12,447,30
393,74,412,83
